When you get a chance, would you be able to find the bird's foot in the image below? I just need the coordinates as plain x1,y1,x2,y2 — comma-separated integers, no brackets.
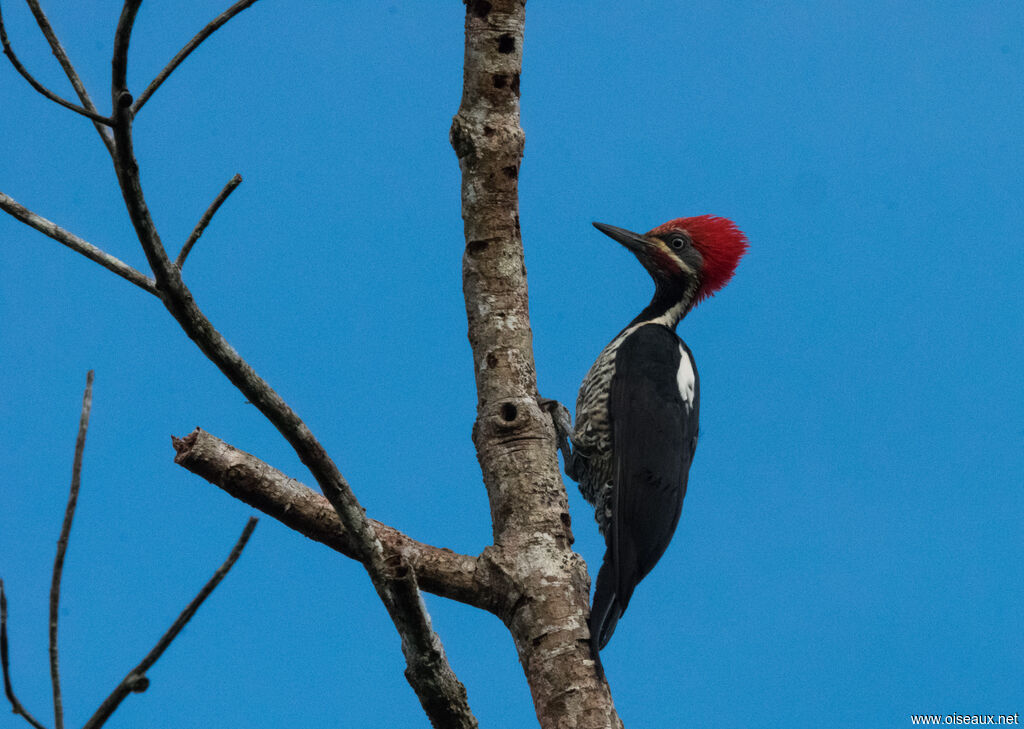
538,396,572,435
537,396,575,477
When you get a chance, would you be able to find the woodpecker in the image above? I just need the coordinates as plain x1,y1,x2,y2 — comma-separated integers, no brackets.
552,215,748,668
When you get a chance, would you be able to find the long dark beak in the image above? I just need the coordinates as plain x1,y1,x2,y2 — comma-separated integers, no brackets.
592,222,649,254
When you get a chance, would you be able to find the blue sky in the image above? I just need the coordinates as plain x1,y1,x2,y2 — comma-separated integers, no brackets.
1,2,1021,727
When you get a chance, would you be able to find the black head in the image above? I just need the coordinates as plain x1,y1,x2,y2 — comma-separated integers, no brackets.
593,217,748,305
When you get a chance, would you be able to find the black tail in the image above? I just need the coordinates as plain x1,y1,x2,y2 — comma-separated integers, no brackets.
588,556,622,677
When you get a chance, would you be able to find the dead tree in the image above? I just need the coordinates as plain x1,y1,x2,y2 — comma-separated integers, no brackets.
0,2,623,726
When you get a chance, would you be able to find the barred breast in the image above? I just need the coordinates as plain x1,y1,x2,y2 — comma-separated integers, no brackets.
571,324,643,533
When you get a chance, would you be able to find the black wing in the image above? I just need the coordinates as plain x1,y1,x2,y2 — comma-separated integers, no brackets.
590,324,700,651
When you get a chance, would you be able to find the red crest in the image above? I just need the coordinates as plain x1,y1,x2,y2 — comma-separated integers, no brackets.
648,215,749,301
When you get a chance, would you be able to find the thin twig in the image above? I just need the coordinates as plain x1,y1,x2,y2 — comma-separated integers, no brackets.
49,370,93,729
132,0,262,114
80,518,258,729
0,191,159,296
22,0,115,153
111,0,141,111
106,6,477,725
1,581,50,729
0,3,113,126
109,17,478,726
177,174,242,269
110,118,482,725
24,0,107,112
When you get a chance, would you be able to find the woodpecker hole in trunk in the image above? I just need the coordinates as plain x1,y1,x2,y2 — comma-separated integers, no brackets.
497,34,515,54
470,0,491,19
468,239,489,256
500,402,518,422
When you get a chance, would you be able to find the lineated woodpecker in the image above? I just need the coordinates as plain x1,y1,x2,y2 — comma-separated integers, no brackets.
548,216,748,671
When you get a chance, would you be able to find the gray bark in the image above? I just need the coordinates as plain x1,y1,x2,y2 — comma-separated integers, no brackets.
451,2,623,726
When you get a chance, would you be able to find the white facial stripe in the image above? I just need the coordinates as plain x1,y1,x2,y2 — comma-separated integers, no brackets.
653,238,694,276
676,345,695,406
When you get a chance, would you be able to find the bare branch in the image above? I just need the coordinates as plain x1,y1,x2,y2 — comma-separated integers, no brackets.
132,0,262,114
0,191,159,296
81,518,258,729
111,0,141,104
21,1,115,152
0,3,113,125
177,174,242,269
382,554,475,724
24,0,109,119
3,379,256,729
107,16,477,726
1,581,49,729
49,370,93,729
171,429,500,612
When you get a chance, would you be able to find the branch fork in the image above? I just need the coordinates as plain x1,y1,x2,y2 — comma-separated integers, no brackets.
0,0,625,726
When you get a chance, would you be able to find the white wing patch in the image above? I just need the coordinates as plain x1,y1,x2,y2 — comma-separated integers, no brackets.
676,345,695,407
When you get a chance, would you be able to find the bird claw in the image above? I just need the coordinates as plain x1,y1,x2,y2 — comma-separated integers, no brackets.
537,396,576,478
538,396,572,434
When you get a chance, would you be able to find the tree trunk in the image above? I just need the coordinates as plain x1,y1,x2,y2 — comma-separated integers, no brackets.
451,1,623,726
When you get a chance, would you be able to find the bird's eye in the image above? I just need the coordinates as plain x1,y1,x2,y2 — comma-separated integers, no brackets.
670,237,686,250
